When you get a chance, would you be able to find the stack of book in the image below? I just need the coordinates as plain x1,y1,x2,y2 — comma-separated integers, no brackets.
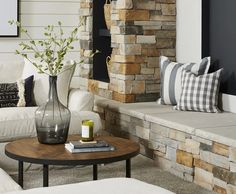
65,140,115,153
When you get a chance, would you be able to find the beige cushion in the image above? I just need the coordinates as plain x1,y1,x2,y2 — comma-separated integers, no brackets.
0,107,37,142
0,107,102,142
68,89,94,112
0,61,24,83
22,59,74,107
6,178,174,194
70,111,102,135
0,168,22,193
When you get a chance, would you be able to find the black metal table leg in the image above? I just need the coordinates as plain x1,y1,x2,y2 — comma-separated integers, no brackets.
126,159,131,178
93,164,98,180
18,161,24,188
43,164,49,187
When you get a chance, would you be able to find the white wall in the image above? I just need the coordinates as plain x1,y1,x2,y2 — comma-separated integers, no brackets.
0,0,80,66
176,0,202,63
176,0,236,113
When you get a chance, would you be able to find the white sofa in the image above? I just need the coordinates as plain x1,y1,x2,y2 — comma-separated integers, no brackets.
0,168,174,194
0,61,102,172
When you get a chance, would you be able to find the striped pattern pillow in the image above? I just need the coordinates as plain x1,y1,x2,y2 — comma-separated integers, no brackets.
159,56,211,105
175,69,223,113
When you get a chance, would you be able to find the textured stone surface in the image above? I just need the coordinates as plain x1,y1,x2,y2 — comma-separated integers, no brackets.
112,35,136,44
200,150,229,170
149,140,166,153
134,0,156,10
229,147,236,162
112,91,135,103
137,35,156,44
230,162,236,172
212,142,229,157
194,159,213,172
227,184,236,194
176,150,193,168
95,98,236,193
213,177,227,190
78,0,176,103
161,3,176,15
119,44,142,55
136,126,150,140
166,146,176,161
194,167,213,190
119,10,150,21
151,123,169,137
213,185,227,194
116,0,133,10
213,166,236,186
169,129,186,142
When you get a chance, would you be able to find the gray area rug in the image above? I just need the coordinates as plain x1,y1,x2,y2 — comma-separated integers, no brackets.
10,155,215,194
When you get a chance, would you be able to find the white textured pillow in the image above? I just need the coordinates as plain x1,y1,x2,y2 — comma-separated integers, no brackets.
22,59,74,106
159,56,211,105
68,89,94,112
0,61,24,83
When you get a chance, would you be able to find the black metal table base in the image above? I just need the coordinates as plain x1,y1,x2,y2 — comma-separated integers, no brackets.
93,165,97,180
126,159,131,178
43,164,49,187
18,161,23,188
18,159,132,187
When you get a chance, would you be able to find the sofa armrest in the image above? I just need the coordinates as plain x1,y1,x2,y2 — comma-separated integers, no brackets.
69,111,102,134
68,89,94,112
0,168,22,193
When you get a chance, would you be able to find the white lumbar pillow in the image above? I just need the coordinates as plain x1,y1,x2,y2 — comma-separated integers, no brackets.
22,58,75,107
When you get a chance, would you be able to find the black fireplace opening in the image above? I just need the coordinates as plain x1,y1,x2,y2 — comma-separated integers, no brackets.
93,0,112,83
202,0,236,95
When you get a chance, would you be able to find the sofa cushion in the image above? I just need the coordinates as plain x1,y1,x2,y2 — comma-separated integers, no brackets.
0,61,24,83
22,59,74,107
0,107,101,142
0,76,34,108
5,178,174,194
68,89,94,112
0,168,22,193
0,107,37,142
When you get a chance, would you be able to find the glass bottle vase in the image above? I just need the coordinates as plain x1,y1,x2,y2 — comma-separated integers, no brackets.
35,76,71,144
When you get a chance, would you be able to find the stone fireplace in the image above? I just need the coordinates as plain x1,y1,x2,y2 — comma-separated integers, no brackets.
78,0,176,103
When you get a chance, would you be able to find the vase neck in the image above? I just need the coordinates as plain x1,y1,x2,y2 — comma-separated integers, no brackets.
48,76,59,101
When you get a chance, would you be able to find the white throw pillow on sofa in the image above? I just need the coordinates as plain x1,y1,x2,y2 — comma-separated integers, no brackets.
0,61,24,83
22,58,75,107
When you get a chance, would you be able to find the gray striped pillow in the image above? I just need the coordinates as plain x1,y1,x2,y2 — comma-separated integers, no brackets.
159,56,211,105
175,69,223,113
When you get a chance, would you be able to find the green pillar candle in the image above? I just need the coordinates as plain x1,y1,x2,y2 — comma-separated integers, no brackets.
81,120,94,142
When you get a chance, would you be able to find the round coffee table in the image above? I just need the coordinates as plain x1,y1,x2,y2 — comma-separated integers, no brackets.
5,135,140,188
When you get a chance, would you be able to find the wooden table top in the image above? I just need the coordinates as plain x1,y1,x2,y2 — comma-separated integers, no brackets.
5,135,140,165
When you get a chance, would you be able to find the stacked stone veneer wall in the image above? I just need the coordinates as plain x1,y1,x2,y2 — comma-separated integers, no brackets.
95,104,236,194
78,0,176,103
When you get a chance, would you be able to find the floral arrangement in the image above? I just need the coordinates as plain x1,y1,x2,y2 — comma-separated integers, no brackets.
9,20,97,76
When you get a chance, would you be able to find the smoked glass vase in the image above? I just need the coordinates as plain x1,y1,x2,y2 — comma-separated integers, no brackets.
35,76,71,144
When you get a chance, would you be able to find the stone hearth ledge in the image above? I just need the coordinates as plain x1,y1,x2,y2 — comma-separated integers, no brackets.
95,96,236,147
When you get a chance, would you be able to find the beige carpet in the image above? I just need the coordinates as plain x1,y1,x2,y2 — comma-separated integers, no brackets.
10,155,215,194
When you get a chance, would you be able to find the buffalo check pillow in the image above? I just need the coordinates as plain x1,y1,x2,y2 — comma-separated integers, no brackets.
174,69,223,113
158,56,211,105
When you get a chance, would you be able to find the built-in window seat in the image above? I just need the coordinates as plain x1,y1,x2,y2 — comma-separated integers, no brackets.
95,97,236,193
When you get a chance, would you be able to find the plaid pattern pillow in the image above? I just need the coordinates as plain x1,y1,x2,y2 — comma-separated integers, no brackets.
175,69,223,113
159,56,211,105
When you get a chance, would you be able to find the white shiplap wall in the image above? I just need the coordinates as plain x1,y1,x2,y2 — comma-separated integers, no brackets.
0,0,80,74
